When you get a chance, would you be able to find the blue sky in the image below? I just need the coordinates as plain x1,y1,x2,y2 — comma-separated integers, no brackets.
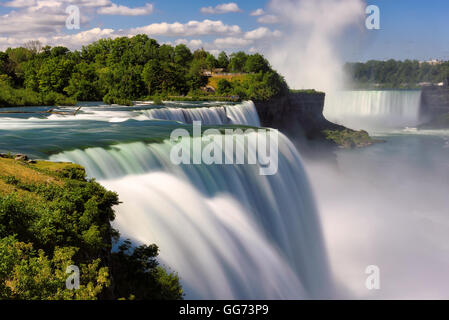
359,0,449,61
0,0,448,62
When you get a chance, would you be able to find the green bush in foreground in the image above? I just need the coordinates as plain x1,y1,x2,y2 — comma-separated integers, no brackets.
0,159,183,300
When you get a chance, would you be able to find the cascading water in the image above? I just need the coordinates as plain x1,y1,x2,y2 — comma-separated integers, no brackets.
0,101,333,299
0,101,260,128
324,90,422,130
50,131,334,299
144,101,261,127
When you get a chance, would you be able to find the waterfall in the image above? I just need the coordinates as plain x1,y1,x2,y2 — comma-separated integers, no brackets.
144,101,261,127
324,90,422,130
50,131,333,299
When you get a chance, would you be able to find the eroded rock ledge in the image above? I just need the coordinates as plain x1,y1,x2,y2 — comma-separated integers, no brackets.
254,92,378,156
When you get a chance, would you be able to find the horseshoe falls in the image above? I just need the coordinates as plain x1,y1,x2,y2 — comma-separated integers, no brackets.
49,131,334,299
324,90,422,130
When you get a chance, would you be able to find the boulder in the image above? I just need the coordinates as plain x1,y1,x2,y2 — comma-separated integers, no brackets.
14,154,29,161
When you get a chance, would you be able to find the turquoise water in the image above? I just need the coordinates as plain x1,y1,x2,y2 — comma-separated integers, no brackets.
0,101,259,157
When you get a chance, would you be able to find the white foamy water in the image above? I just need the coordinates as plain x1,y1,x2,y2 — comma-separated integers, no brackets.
0,101,260,129
50,132,334,299
324,90,422,130
143,101,261,127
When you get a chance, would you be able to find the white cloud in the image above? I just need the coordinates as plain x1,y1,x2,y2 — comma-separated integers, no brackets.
0,0,109,37
214,37,253,49
0,8,69,36
0,27,117,50
201,2,242,14
189,39,204,48
250,8,265,16
51,28,117,47
0,17,247,51
174,38,204,48
129,20,241,37
0,0,153,39
0,1,281,53
3,0,36,7
257,14,279,24
244,27,281,40
174,39,188,45
97,3,154,16
210,27,281,50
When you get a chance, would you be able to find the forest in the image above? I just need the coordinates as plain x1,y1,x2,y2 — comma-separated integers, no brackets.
345,59,449,88
0,35,288,107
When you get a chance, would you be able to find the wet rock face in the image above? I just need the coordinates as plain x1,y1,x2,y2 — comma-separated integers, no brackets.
254,92,346,160
254,92,344,141
421,87,449,116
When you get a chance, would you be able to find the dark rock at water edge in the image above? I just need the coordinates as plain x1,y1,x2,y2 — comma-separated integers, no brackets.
255,92,353,160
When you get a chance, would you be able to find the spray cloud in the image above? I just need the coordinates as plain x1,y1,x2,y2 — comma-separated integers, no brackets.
264,0,366,91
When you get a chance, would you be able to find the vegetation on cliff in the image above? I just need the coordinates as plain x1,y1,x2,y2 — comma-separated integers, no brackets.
323,129,381,148
0,155,182,300
290,89,324,95
0,36,288,107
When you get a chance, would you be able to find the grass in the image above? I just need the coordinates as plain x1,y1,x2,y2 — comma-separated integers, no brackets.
208,74,249,89
0,157,83,195
290,89,325,95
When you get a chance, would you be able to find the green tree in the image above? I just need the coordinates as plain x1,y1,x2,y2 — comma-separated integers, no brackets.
65,62,101,100
159,44,175,63
217,51,229,70
187,59,208,91
111,240,183,300
193,49,208,61
217,79,233,94
0,237,109,300
174,44,193,66
244,54,270,73
229,51,248,73
205,54,218,71
36,57,75,94
142,59,163,95
0,52,8,75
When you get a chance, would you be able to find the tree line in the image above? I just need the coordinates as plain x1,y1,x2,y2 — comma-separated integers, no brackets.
0,35,288,107
345,59,449,88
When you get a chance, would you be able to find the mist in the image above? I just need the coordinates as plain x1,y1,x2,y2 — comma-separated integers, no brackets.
263,0,366,91
305,132,449,299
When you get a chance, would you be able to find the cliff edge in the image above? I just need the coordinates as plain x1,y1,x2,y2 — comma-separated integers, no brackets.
254,92,376,156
